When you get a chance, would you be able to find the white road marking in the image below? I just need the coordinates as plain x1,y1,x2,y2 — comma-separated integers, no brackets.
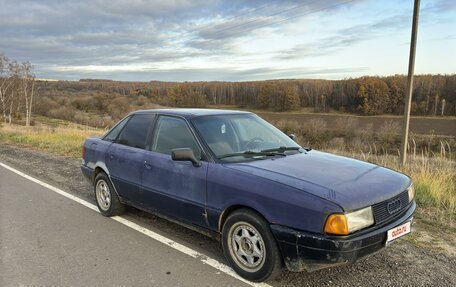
0,162,273,287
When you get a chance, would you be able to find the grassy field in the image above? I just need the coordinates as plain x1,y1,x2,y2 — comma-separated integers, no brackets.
259,112,456,137
0,116,454,251
0,119,103,159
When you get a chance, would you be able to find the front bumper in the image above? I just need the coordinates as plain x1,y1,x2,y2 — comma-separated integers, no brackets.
271,201,416,272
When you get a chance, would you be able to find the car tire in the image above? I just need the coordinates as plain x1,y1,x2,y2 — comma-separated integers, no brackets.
94,172,125,217
222,208,282,282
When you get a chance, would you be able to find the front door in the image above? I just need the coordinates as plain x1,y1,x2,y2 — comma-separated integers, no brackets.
141,115,208,227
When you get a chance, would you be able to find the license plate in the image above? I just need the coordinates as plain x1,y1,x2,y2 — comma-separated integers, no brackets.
385,221,411,245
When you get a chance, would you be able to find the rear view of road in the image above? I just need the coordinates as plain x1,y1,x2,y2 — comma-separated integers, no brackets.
0,166,250,287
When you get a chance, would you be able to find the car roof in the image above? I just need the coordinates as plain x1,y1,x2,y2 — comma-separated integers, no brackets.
133,108,252,119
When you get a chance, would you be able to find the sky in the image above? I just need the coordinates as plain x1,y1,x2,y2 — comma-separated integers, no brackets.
0,0,455,81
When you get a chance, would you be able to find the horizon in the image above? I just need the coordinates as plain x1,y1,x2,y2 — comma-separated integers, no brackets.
35,73,454,83
1,0,455,81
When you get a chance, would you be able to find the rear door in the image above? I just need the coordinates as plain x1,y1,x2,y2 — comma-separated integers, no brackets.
106,113,156,203
141,115,208,227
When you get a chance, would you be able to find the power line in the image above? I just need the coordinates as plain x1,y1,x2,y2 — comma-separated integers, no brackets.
206,0,357,40
165,1,282,44
166,0,357,46
166,0,324,45
191,1,281,35
196,0,321,39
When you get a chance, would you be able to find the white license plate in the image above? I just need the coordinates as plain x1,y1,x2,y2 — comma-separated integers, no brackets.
385,221,411,245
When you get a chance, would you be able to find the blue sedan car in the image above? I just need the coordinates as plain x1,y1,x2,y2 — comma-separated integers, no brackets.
81,109,416,282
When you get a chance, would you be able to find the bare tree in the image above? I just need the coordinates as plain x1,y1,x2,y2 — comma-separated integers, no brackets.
7,60,20,124
19,61,35,126
0,54,12,123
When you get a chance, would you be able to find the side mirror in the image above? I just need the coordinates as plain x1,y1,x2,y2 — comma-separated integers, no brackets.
171,148,201,167
288,134,296,141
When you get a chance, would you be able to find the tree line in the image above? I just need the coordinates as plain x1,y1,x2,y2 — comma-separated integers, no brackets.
1,53,454,128
144,75,454,116
0,54,35,126
32,74,456,128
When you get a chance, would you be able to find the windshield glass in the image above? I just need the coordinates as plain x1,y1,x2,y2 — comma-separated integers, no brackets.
192,113,301,161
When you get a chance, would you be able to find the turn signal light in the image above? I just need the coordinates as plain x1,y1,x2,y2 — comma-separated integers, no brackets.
324,214,348,235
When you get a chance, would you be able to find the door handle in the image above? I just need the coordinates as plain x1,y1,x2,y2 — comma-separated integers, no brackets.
144,161,152,169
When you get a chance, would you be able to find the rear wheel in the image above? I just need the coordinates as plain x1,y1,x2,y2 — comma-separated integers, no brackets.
94,172,124,217
222,209,282,282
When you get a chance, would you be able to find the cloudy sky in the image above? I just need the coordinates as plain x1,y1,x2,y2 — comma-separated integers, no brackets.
1,0,455,81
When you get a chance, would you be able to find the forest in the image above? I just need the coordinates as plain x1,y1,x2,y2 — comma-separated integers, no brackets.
1,54,455,128
32,75,455,127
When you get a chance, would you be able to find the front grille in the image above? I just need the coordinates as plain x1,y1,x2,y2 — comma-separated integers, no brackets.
372,191,409,225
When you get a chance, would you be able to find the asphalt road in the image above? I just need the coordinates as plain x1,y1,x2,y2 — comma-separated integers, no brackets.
0,166,251,287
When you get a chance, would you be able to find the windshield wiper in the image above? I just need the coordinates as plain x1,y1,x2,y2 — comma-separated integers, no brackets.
218,150,285,159
261,146,303,153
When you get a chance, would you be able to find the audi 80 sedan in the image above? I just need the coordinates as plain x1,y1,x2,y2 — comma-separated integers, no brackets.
81,109,416,282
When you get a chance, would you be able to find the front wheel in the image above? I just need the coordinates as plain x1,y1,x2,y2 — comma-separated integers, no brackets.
222,209,282,282
94,172,125,217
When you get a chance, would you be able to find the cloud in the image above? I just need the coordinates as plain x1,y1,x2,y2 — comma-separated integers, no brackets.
277,13,411,60
423,0,456,13
0,0,453,81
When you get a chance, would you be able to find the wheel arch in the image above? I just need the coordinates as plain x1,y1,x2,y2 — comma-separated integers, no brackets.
91,161,111,183
92,164,122,199
218,204,269,232
92,166,107,184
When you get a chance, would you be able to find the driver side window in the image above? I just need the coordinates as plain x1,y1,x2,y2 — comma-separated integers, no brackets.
151,116,201,158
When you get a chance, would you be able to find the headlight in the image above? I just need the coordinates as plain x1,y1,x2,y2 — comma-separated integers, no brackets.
346,206,375,233
407,184,415,203
324,206,374,235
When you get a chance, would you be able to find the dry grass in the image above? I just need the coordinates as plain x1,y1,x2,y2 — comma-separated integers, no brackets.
0,122,103,159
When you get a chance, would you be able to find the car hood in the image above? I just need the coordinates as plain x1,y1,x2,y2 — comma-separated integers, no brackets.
224,150,411,211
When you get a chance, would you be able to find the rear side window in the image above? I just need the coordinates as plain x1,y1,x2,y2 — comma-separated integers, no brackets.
117,114,156,149
104,116,130,142
152,116,201,158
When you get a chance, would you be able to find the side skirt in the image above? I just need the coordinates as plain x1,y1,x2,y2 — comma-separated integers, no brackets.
119,198,221,241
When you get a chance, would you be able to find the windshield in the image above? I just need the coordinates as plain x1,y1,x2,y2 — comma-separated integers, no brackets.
192,114,301,162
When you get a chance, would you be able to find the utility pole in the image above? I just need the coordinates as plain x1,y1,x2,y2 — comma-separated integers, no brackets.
441,99,446,116
400,0,420,166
